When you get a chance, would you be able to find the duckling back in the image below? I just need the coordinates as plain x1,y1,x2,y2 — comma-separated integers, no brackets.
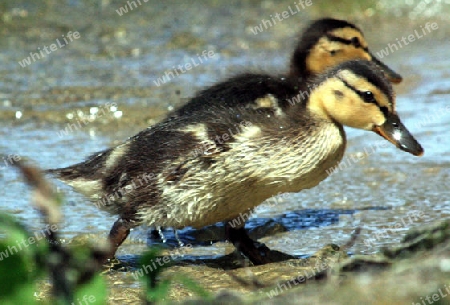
167,73,300,119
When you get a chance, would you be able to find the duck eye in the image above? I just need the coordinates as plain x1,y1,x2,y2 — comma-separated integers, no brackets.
362,91,376,103
330,50,337,56
351,37,361,47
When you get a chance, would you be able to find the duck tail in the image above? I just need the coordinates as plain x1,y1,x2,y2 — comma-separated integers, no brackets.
45,147,114,182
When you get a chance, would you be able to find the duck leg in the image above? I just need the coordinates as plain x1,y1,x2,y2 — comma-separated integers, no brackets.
224,223,270,265
107,217,133,260
225,222,297,265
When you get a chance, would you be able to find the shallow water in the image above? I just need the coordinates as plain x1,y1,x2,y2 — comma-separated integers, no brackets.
1,1,449,266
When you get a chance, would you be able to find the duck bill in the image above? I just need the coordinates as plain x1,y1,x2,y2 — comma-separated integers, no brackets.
369,52,403,84
372,113,424,156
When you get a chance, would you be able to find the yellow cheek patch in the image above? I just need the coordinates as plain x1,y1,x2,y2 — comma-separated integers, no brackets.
307,75,392,131
338,49,371,61
307,38,339,74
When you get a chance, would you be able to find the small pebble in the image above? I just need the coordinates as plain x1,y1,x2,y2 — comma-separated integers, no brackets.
15,110,22,119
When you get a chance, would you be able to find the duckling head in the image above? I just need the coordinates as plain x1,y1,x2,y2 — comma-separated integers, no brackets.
307,60,423,156
290,18,402,84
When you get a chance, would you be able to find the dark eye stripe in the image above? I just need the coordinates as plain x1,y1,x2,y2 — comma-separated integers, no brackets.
337,76,381,106
325,34,369,52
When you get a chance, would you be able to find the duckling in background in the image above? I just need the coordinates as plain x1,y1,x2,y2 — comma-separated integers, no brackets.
47,60,423,265
169,18,402,119
288,17,402,84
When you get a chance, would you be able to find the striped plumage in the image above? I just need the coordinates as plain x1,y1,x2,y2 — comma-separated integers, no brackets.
48,60,422,265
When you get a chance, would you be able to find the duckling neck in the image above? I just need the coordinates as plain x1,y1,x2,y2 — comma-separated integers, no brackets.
288,48,313,83
268,114,347,194
302,81,338,124
288,64,312,84
277,87,347,192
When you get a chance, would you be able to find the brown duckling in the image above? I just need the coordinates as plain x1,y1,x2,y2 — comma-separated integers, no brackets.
169,18,402,119
47,60,422,265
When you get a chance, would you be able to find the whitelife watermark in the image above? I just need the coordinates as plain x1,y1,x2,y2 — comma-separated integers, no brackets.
325,139,391,177
0,224,59,261
116,0,149,16
95,171,156,209
227,192,292,228
413,283,450,305
375,22,438,59
56,102,120,138
0,154,21,170
70,295,96,305
287,83,318,106
131,243,192,280
18,31,81,68
153,50,216,86
414,105,450,129
363,210,425,247
250,0,313,35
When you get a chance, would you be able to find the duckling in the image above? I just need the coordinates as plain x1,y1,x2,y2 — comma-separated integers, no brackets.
47,60,423,265
288,17,402,83
169,18,402,119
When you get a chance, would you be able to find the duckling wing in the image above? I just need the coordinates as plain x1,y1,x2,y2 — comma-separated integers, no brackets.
44,109,244,209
